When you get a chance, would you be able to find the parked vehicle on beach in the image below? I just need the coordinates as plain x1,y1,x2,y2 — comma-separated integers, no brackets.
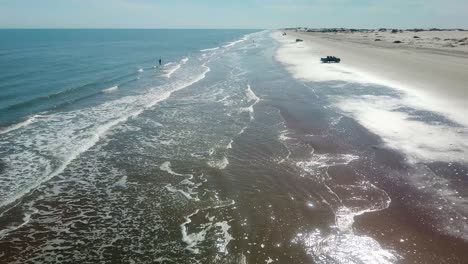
296,39,303,42
321,56,341,63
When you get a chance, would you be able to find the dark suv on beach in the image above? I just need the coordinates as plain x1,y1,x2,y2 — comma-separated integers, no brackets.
321,56,341,63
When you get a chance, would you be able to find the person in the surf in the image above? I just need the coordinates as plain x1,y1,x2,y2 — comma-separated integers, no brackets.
158,59,162,66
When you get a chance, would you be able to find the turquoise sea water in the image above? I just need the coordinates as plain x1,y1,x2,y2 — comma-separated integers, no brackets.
0,29,257,126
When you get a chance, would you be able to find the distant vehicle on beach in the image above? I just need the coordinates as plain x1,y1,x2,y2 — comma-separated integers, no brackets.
296,39,303,42
321,56,341,63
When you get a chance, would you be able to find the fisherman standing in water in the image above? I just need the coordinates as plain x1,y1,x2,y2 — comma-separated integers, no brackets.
159,59,162,66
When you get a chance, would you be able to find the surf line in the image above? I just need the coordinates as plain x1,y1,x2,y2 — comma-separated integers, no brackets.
0,63,212,212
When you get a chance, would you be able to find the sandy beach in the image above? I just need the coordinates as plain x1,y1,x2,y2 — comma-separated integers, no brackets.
273,29,468,263
279,30,468,128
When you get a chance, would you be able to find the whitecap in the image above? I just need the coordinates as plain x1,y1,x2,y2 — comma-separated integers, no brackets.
0,114,47,135
102,85,119,93
223,36,248,48
164,64,181,78
200,47,220,52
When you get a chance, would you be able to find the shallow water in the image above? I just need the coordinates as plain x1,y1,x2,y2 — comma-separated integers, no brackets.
0,30,467,263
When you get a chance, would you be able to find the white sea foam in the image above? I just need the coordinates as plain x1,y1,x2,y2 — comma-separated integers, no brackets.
160,161,188,177
155,257,174,263
277,130,292,164
296,153,359,177
246,84,260,103
239,254,247,264
165,174,201,201
165,64,181,78
217,95,231,104
291,147,397,263
0,60,211,209
226,140,233,149
180,210,212,254
293,182,397,263
0,204,38,239
215,221,234,255
0,108,148,208
113,175,127,188
238,126,248,136
223,36,248,48
200,47,220,52
327,194,392,261
165,184,196,200
238,84,260,121
164,57,189,78
278,130,292,141
239,106,254,120
102,85,119,93
208,148,215,156
180,209,234,256
0,114,47,135
138,68,144,73
208,157,229,170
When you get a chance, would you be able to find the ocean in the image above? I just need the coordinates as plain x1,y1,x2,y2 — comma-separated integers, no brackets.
0,29,467,263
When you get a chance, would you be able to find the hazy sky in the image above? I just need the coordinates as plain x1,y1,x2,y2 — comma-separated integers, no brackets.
1,0,467,29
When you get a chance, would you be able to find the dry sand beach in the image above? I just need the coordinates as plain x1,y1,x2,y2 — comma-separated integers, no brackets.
282,30,468,126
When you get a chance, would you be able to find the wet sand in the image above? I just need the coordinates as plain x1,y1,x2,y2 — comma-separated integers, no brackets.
266,81,468,263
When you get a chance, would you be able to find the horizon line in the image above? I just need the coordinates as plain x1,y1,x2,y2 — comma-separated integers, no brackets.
0,27,266,30
1,27,466,31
